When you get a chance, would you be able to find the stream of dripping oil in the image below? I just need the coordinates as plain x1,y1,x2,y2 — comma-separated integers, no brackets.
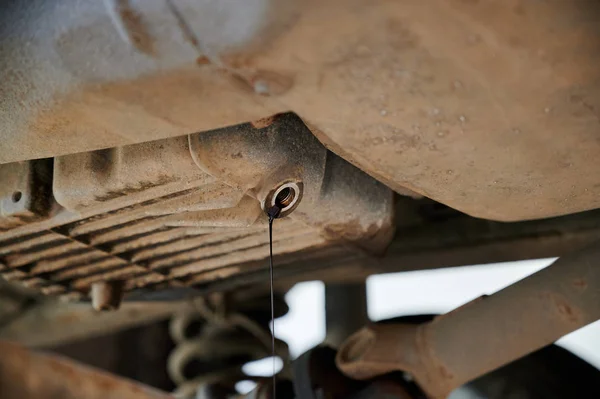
267,205,281,399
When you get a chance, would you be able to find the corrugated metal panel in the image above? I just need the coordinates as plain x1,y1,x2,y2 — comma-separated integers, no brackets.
0,188,329,301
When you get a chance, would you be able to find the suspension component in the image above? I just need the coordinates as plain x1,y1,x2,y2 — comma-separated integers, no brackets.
337,242,600,398
168,295,290,398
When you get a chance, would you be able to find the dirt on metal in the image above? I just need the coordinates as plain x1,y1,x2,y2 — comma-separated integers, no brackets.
0,114,393,301
2,0,600,221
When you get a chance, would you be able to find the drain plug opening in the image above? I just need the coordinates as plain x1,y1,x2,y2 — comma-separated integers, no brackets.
275,187,295,208
267,182,302,218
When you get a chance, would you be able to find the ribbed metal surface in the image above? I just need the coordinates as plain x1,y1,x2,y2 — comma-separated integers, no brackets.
0,189,329,301
0,116,395,301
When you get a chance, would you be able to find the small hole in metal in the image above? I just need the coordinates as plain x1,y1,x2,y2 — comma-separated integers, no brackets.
12,191,22,203
275,187,295,208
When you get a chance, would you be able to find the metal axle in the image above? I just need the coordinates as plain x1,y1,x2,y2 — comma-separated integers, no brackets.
337,242,600,398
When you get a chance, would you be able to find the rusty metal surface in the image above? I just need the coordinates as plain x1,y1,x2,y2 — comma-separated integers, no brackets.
0,298,184,348
0,340,173,399
225,206,600,294
336,242,600,399
190,113,395,251
2,0,600,221
0,160,54,231
3,204,600,348
0,114,393,300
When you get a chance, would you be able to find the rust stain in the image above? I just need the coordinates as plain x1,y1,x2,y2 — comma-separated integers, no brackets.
556,302,578,322
116,0,156,56
250,115,278,129
93,176,177,202
551,293,582,323
196,56,210,65
165,0,200,49
572,278,588,290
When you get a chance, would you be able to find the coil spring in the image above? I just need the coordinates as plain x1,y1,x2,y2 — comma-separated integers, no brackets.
168,294,290,398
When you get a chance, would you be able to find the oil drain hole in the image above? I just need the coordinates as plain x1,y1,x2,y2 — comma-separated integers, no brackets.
11,191,22,203
268,182,303,218
275,187,295,208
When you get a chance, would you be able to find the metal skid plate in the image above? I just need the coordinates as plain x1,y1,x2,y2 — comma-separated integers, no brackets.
2,0,600,222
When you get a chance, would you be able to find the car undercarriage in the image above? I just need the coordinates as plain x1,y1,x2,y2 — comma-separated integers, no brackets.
1,0,600,398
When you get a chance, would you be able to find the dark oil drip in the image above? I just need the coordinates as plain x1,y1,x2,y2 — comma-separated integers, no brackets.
267,205,281,399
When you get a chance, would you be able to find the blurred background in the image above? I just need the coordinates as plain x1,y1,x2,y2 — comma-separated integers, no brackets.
37,258,600,397
244,258,600,393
